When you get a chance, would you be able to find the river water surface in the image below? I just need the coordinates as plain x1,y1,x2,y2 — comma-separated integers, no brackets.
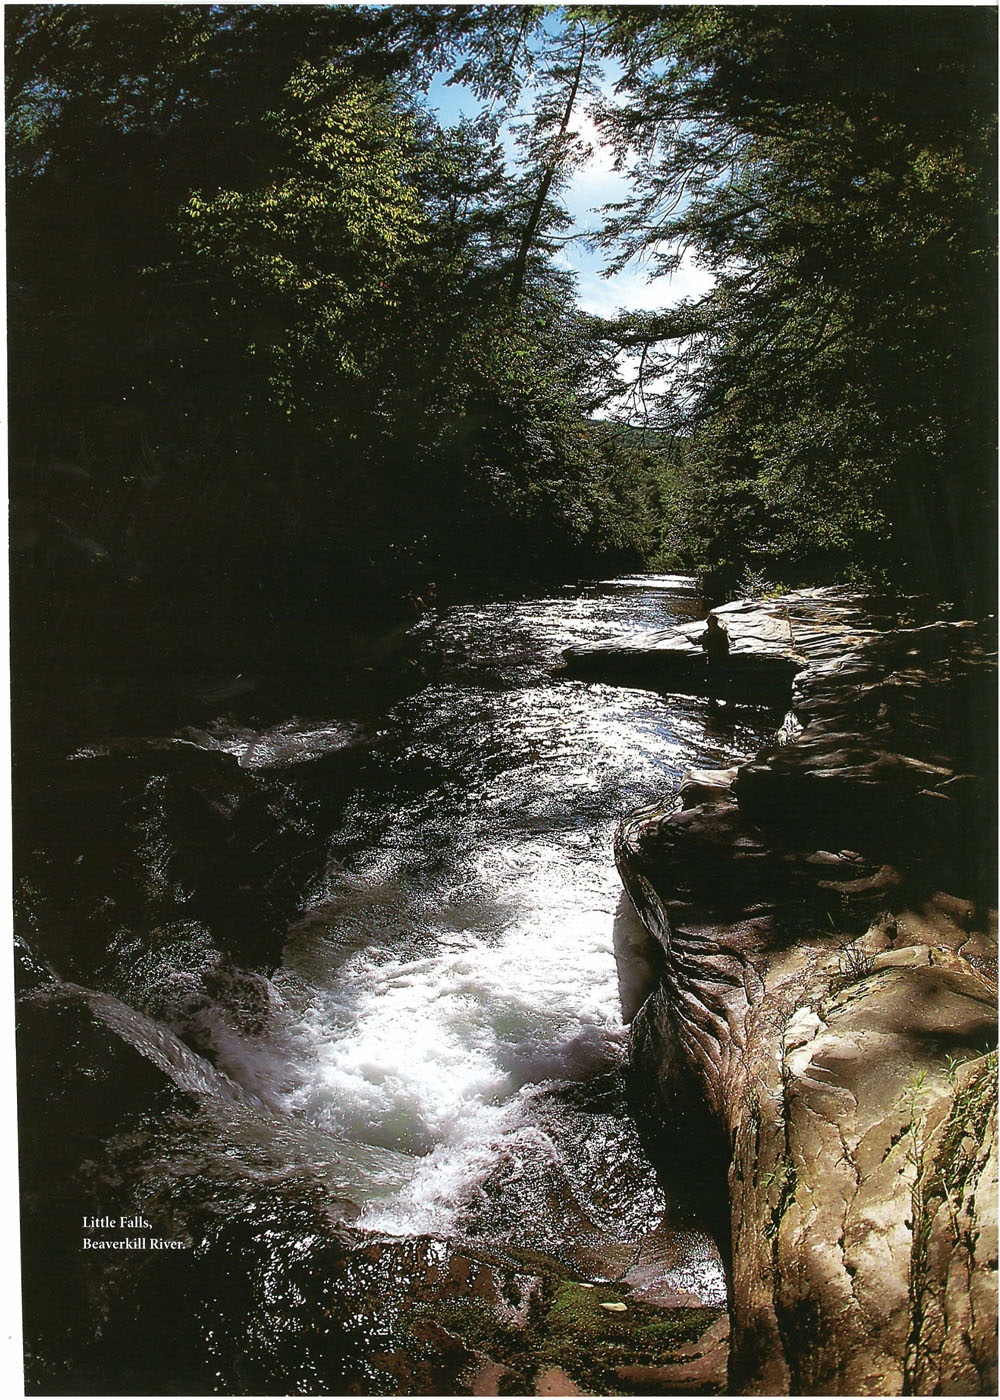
18,574,779,1393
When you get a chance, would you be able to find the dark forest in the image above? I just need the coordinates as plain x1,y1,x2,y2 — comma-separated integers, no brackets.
8,4,996,682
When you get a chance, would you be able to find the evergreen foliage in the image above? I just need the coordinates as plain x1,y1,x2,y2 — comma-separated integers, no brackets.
6,3,995,671
591,4,997,602
7,3,648,677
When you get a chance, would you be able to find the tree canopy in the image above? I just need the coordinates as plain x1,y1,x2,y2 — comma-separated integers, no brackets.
590,4,997,600
6,3,996,671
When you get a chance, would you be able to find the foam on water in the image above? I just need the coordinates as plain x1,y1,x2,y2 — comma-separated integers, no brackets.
273,840,625,1148
68,716,365,769
177,715,365,768
44,979,420,1203
146,579,766,1282
181,581,772,1261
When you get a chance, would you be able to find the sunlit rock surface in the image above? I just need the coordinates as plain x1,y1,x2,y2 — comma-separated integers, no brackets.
606,589,998,1395
562,593,810,707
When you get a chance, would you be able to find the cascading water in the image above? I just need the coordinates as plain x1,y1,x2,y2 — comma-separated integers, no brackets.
16,575,779,1394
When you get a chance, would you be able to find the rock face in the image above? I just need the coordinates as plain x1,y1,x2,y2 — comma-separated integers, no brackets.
600,589,997,1395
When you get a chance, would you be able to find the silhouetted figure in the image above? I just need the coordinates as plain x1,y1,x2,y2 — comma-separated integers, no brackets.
699,613,731,703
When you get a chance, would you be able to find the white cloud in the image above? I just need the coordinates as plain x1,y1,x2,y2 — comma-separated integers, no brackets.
571,249,714,317
559,109,715,315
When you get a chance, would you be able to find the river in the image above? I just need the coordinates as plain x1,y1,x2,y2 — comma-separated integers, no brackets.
16,574,781,1394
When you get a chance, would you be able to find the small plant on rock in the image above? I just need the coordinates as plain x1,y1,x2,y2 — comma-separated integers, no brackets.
834,939,878,986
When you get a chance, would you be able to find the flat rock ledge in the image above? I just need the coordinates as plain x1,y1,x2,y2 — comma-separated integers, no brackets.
561,588,866,707
598,588,997,1396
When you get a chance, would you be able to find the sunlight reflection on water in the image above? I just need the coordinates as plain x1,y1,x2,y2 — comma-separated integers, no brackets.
192,579,770,1293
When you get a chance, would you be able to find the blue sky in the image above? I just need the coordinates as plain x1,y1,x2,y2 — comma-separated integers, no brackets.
426,69,714,320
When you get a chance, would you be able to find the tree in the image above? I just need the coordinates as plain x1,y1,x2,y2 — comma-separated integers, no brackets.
591,5,997,603
506,16,595,304
8,3,652,663
6,5,414,596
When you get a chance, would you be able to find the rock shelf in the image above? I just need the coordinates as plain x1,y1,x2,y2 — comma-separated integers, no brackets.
571,587,998,1396
561,588,873,709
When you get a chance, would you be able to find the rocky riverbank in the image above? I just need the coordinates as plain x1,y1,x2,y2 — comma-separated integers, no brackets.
581,588,997,1395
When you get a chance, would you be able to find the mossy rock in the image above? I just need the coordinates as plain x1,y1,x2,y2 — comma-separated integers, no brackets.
411,1277,726,1395
535,1281,723,1393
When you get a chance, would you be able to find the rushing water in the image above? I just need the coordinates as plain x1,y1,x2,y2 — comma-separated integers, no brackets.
17,575,780,1393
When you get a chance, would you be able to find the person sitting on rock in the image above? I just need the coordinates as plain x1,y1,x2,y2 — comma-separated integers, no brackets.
700,613,731,703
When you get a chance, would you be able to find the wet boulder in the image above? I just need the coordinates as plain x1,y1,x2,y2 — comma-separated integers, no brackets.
15,727,367,983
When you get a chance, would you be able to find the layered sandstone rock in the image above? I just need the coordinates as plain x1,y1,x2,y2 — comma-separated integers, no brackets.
603,590,997,1395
